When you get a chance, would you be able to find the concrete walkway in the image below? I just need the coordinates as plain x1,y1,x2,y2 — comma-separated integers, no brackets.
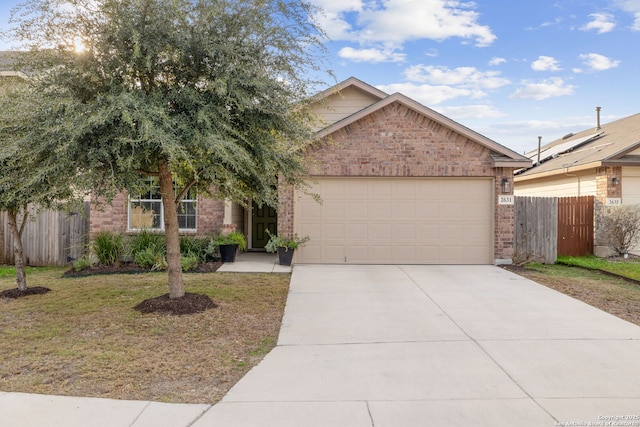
2,265,640,426
217,252,292,273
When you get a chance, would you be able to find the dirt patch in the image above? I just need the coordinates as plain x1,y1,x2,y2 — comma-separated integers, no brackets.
134,292,218,315
0,286,51,299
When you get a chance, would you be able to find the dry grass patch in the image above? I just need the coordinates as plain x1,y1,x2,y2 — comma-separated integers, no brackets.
0,268,290,403
505,263,640,327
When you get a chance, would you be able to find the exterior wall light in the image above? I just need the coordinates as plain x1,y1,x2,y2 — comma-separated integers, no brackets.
501,178,511,194
612,177,619,186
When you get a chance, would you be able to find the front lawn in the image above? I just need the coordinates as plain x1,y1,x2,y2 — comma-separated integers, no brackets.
0,267,290,403
557,255,640,281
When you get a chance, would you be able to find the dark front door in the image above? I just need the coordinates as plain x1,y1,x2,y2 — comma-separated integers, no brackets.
252,202,277,249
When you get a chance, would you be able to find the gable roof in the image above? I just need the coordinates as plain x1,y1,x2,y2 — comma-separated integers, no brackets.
515,112,640,180
313,80,531,168
311,76,388,104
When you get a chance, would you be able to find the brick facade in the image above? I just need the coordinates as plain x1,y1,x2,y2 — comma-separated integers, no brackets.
278,102,519,262
89,191,225,237
594,166,622,256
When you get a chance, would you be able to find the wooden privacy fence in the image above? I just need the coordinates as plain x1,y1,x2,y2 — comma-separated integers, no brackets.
557,196,594,257
514,195,594,264
0,203,89,266
514,196,558,264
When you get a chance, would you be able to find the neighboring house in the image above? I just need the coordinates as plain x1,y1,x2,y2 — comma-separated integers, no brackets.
91,77,531,264
514,109,640,256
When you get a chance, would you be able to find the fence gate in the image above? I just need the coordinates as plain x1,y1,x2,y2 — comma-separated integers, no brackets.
557,196,594,257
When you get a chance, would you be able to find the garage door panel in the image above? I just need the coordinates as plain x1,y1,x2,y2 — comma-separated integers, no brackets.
347,203,368,220
295,178,493,264
323,224,346,239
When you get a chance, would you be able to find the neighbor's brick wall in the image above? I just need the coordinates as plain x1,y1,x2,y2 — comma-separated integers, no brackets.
89,190,226,237
279,102,517,261
594,166,622,256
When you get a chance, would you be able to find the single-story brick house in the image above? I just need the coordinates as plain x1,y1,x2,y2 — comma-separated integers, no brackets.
91,77,531,264
514,109,640,256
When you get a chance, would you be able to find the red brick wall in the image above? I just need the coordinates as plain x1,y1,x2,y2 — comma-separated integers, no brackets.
278,102,518,262
89,191,225,237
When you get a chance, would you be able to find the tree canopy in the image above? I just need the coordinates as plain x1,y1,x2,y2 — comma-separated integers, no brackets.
0,75,85,291
4,0,330,298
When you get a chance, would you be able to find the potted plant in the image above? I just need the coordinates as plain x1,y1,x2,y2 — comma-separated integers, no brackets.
265,230,310,266
214,231,247,263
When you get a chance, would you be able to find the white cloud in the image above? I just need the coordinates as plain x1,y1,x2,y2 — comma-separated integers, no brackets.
404,65,511,90
376,82,481,105
311,0,496,56
581,13,616,33
510,77,576,100
531,56,562,71
337,46,406,62
579,53,621,70
612,0,640,30
489,57,507,66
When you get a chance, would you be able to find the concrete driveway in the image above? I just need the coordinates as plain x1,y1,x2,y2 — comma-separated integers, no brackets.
196,265,640,427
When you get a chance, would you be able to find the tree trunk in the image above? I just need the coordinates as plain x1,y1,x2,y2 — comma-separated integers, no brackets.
158,160,185,298
7,208,28,291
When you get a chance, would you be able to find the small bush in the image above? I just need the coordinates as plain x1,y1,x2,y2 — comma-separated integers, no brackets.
130,230,166,255
92,232,125,265
180,254,200,272
180,236,210,262
73,256,96,272
134,245,167,270
601,205,640,255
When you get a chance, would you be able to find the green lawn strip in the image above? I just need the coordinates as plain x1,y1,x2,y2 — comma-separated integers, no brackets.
0,268,290,403
557,255,640,282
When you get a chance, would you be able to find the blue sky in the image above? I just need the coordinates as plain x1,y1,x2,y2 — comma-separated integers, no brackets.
2,0,640,155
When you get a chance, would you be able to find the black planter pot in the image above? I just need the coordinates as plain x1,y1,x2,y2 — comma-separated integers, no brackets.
219,244,238,262
277,247,295,266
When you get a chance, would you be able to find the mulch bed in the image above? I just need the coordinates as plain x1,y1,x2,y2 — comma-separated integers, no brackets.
133,292,218,315
62,261,222,278
0,286,51,299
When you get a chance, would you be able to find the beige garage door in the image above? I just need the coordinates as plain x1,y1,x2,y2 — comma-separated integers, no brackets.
294,177,494,264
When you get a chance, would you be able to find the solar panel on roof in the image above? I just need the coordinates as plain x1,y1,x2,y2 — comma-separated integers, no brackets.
525,132,604,163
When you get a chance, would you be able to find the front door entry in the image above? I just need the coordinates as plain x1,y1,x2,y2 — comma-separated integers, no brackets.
252,202,277,249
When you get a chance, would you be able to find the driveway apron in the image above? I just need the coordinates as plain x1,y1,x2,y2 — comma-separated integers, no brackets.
195,265,640,427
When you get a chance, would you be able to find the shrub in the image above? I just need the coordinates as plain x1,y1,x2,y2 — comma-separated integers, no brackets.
73,255,96,272
180,254,200,272
180,236,210,262
601,204,640,255
92,231,125,265
129,230,166,255
134,245,167,270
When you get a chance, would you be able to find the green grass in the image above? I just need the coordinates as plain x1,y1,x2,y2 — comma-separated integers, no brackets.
0,265,59,278
557,255,640,281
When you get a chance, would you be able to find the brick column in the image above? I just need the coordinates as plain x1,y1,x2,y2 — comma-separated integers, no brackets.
494,168,515,264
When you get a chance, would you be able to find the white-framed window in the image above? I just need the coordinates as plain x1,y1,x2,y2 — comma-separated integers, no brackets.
128,178,197,231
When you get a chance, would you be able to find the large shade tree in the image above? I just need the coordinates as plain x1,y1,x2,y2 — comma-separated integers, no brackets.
6,0,329,299
0,76,84,292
